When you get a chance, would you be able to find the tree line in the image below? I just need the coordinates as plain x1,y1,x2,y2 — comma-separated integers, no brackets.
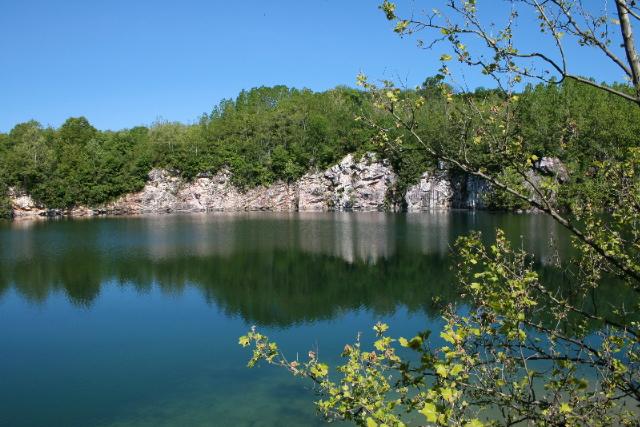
1,79,639,218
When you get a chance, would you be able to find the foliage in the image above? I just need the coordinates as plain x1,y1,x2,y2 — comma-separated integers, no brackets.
0,86,382,209
0,188,12,219
241,1,640,426
0,133,12,219
480,167,530,211
243,229,639,426
0,118,151,208
2,80,640,211
146,86,379,189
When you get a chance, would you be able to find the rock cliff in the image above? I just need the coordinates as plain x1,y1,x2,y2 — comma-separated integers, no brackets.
404,170,454,210
6,154,565,219
8,188,47,218
300,153,396,211
106,168,298,214
104,153,396,215
403,167,492,211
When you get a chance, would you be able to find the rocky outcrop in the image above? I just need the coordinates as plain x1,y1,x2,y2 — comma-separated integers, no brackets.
103,153,395,215
534,157,569,183
317,153,396,211
522,156,569,208
456,175,492,210
403,162,492,211
8,188,47,218
402,157,566,211
404,170,455,210
6,154,566,219
296,172,329,211
106,169,297,214
7,188,102,218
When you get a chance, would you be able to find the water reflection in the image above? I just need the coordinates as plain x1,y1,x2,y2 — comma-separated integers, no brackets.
1,212,569,261
2,212,638,427
0,212,613,328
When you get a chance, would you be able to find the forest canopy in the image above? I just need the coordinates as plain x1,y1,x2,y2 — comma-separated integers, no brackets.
1,80,639,215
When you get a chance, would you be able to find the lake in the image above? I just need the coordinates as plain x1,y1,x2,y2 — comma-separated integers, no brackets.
0,212,583,426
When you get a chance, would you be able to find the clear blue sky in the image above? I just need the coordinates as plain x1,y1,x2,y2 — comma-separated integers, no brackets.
0,0,623,132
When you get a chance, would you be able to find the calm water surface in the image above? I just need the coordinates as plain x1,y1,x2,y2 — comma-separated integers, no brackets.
0,212,577,426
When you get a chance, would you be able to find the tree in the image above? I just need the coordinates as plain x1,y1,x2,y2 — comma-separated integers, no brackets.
57,116,97,146
241,1,640,426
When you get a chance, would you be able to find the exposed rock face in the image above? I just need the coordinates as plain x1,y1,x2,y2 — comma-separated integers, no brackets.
107,168,297,214
8,188,47,218
10,153,565,219
404,170,454,210
457,175,492,210
404,163,492,211
7,187,100,219
534,157,569,183
524,157,569,208
321,153,396,211
298,153,397,212
296,172,329,211
402,157,567,211
105,153,395,215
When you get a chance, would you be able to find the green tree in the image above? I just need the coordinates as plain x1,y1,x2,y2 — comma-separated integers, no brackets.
3,120,53,191
242,1,640,426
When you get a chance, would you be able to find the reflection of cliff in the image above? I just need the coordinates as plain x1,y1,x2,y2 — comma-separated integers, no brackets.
1,212,624,328
0,212,571,265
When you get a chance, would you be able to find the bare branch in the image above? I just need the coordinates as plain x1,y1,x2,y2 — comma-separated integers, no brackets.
616,0,640,90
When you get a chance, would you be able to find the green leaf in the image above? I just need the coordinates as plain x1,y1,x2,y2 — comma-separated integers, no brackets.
310,363,329,378
441,329,461,344
435,364,448,378
374,322,389,335
366,417,378,427
394,20,409,33
380,1,396,20
419,402,438,423
450,364,464,377
408,336,423,349
374,338,387,351
441,387,457,402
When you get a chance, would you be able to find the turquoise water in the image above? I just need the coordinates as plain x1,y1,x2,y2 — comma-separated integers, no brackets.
0,212,575,426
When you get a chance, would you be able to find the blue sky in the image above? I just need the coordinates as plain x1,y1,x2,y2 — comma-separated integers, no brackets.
0,0,624,132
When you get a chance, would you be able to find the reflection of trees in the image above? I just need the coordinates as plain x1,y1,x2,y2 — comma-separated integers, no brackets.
0,266,9,300
3,247,456,325
0,213,633,328
189,250,457,326
2,245,636,329
5,248,103,306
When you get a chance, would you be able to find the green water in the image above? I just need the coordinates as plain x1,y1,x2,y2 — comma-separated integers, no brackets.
0,212,607,427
